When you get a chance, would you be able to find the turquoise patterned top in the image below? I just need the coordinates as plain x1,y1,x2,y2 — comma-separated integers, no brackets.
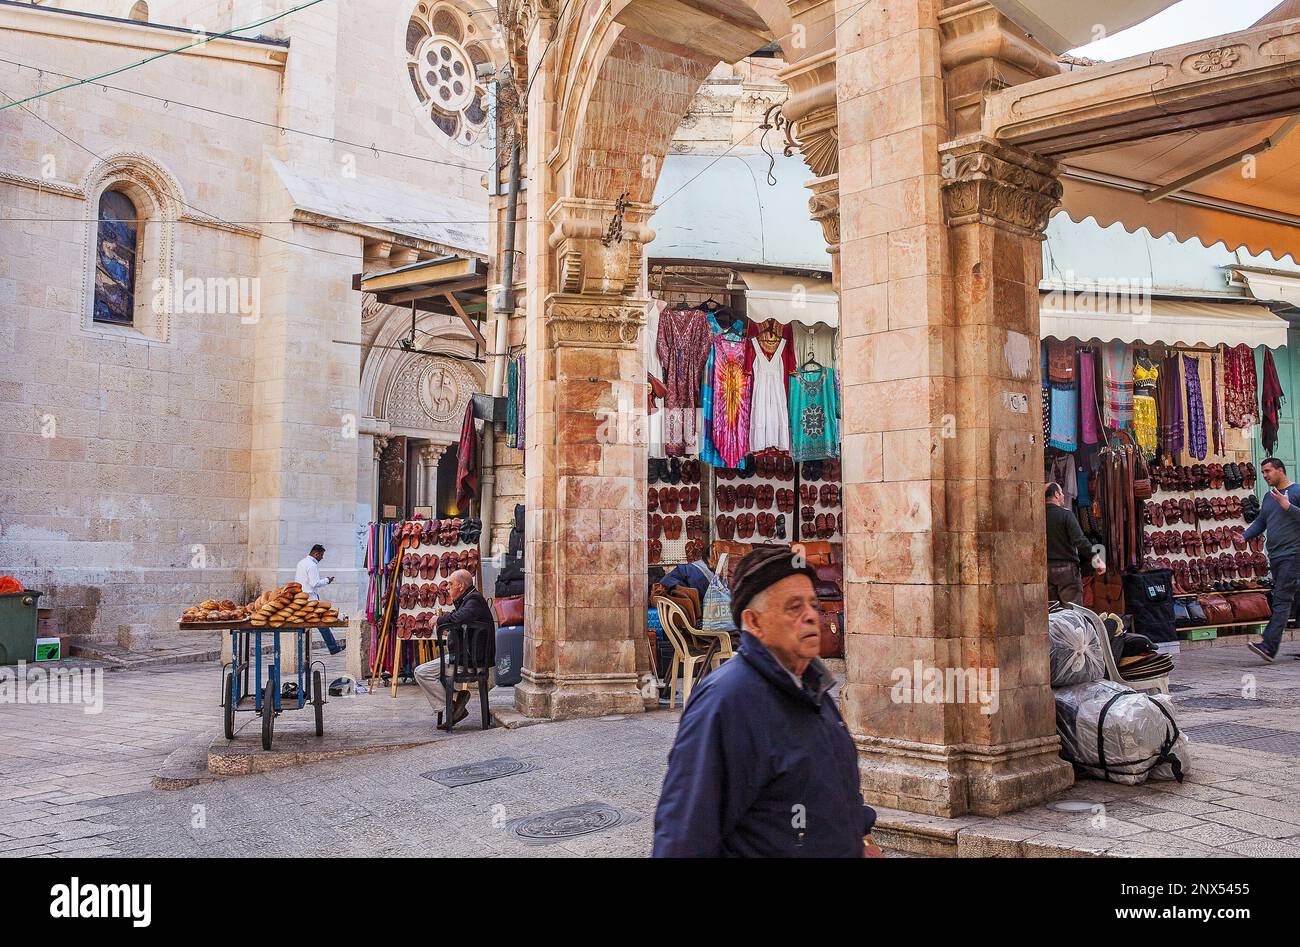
789,366,839,461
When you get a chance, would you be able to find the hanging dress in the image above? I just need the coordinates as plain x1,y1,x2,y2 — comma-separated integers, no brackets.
656,306,711,456
699,308,745,467
748,337,791,453
711,335,752,468
1132,359,1159,458
789,366,840,461
1224,343,1260,428
1079,349,1101,446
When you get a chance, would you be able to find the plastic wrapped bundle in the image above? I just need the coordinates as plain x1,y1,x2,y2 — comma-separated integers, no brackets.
1054,679,1190,785
1047,607,1107,687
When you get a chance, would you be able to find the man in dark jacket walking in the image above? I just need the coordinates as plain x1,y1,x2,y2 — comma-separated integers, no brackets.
413,569,495,724
653,545,881,858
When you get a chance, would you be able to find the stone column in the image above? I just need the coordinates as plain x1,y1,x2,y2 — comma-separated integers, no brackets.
834,0,1072,817
372,434,390,516
418,442,446,510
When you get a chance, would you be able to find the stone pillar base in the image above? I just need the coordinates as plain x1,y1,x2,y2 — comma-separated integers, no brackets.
856,734,1073,818
515,673,647,720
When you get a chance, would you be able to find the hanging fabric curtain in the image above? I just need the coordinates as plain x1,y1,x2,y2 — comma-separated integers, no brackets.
1263,349,1286,455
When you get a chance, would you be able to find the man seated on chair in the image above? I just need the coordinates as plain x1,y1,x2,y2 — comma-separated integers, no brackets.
413,569,495,725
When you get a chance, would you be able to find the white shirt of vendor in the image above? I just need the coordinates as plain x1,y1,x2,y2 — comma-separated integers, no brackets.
295,556,330,601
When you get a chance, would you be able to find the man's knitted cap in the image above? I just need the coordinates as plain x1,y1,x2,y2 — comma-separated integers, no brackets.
729,544,817,629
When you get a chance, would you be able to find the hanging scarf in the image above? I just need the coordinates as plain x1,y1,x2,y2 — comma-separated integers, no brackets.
1103,341,1133,430
1040,343,1051,444
1211,349,1226,457
1047,339,1075,384
505,355,519,448
1262,348,1285,455
1079,349,1101,445
515,355,525,449
1159,351,1183,459
1183,354,1207,461
1223,343,1260,428
1048,384,1078,452
455,402,478,512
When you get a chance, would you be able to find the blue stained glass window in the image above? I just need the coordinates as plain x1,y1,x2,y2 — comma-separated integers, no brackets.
93,189,138,325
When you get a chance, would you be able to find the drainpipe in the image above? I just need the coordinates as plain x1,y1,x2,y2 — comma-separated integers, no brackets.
481,88,522,562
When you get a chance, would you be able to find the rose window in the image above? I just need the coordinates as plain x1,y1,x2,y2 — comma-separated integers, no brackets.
406,3,491,145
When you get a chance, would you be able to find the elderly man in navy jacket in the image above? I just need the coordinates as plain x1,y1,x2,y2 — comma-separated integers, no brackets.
653,544,881,858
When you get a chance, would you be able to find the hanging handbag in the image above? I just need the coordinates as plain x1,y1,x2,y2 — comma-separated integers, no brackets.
699,556,736,634
817,599,844,658
492,595,524,627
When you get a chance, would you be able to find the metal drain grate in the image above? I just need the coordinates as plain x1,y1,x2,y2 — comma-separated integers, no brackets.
513,802,623,840
421,757,534,787
1176,696,1266,710
1184,722,1300,756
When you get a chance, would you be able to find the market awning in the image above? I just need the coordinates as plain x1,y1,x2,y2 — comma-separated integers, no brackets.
740,271,838,327
987,0,1180,55
353,255,489,346
1040,296,1290,348
1229,264,1300,309
998,2,1300,259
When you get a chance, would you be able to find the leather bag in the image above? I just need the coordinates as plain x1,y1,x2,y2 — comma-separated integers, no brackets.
1229,592,1271,623
794,540,835,568
492,595,524,627
1197,594,1235,626
817,599,844,658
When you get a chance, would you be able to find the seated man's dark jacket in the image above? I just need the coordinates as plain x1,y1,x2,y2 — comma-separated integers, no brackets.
436,587,495,667
653,631,875,857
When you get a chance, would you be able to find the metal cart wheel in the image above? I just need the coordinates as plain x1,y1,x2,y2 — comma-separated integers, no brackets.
223,669,236,740
312,670,324,736
261,679,276,751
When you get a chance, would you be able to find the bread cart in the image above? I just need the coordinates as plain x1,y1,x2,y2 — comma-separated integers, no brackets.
179,619,346,750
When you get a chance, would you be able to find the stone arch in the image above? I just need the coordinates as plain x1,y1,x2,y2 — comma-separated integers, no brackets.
78,151,185,343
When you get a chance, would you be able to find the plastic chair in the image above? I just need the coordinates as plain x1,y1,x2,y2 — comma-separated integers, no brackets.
1070,604,1170,695
435,621,495,732
653,597,714,708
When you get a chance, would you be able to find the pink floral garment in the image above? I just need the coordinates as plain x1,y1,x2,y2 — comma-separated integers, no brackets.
656,307,711,456
711,335,751,468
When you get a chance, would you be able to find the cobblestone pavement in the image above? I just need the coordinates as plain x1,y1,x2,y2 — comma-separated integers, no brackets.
3,640,1300,857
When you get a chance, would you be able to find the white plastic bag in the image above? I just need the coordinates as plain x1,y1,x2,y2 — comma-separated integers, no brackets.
1048,606,1107,687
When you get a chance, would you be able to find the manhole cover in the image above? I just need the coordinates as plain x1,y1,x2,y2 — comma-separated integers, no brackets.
1048,800,1102,813
1185,722,1300,756
1168,684,1193,693
1176,696,1265,710
600,715,625,721
513,802,623,840
421,757,534,787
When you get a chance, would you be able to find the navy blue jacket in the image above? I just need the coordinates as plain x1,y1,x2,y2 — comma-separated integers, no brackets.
653,632,875,857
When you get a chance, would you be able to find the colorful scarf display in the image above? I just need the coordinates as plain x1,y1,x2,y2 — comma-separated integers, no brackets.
1103,341,1133,430
1048,384,1078,452
1263,348,1285,455
1079,349,1101,445
1183,354,1207,461
1224,343,1260,428
1159,351,1183,459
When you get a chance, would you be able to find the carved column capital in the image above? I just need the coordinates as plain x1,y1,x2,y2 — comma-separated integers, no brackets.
546,196,656,297
544,293,645,349
939,137,1062,238
419,443,448,467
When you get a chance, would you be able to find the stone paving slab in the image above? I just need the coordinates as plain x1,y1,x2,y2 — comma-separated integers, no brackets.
4,636,1300,857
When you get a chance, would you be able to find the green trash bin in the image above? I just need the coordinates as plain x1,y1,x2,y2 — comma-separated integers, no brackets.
0,590,41,665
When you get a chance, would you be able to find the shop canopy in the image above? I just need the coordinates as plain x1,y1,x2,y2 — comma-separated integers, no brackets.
1015,2,1300,261
988,0,1181,55
739,271,837,327
1040,296,1289,348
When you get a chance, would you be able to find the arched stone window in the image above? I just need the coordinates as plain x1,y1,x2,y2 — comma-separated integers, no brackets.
80,152,180,343
92,189,140,325
405,2,493,145
128,1,150,21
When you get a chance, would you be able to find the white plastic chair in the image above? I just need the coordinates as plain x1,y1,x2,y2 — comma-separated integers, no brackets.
653,596,715,708
1072,604,1170,695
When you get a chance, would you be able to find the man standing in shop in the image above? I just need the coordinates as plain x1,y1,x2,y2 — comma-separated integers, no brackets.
295,544,343,656
1245,458,1300,662
1045,482,1102,605
653,545,881,857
